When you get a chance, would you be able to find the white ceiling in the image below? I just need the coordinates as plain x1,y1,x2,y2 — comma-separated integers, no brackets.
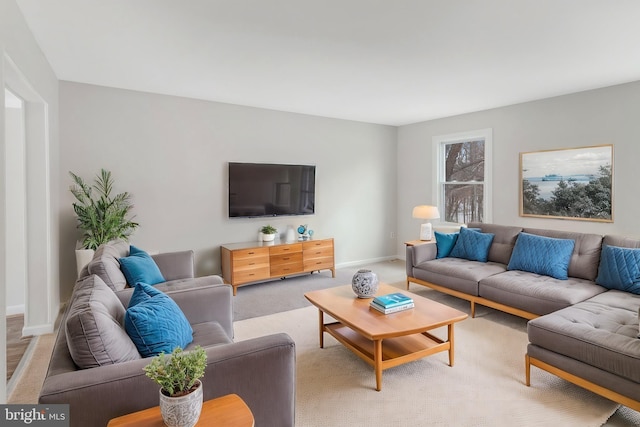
15,0,640,126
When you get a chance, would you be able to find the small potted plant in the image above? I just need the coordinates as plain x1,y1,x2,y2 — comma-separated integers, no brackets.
143,346,207,427
260,225,278,242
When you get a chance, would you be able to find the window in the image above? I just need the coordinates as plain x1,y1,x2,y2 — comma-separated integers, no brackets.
433,129,492,224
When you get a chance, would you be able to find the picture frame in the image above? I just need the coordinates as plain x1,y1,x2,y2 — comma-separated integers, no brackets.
519,144,613,222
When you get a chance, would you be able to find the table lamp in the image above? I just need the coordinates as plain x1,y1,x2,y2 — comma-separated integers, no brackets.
412,205,440,241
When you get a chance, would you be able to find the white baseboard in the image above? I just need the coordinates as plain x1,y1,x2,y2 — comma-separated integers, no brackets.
6,304,25,316
23,323,54,336
336,255,398,269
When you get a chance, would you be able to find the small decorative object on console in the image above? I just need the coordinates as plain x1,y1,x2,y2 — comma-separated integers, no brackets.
297,224,310,240
351,269,379,298
260,225,277,242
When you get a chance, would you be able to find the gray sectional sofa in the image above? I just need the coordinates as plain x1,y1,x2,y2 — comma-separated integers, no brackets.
39,241,296,427
406,223,640,412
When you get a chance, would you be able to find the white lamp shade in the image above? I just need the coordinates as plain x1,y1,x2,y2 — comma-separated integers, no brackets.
412,205,440,220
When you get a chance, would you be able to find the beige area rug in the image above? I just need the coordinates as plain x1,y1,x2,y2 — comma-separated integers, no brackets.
234,306,620,427
7,333,55,403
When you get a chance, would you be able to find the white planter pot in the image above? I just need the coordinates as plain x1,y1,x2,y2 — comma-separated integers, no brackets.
159,379,203,427
75,248,95,277
262,233,276,242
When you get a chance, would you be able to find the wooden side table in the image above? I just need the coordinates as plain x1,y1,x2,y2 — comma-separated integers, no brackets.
107,394,254,427
404,239,435,246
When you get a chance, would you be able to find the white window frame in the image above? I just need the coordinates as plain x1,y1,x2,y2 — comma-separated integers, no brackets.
432,128,493,225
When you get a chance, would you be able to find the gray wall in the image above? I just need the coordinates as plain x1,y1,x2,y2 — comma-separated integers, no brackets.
59,82,398,301
397,80,640,255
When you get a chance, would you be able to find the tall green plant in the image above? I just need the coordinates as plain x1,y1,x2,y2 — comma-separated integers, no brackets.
69,169,139,250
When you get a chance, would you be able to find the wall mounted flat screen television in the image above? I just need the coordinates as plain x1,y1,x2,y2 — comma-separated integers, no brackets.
228,162,315,218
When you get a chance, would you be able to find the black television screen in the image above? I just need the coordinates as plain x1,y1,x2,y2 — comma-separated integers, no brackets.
228,162,315,218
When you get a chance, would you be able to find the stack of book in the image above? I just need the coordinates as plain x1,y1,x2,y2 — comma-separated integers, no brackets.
370,292,414,314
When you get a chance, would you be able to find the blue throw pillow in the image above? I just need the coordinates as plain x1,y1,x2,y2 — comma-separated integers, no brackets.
507,232,575,280
596,244,640,294
119,245,165,286
129,245,147,256
449,226,494,262
125,283,193,357
435,231,459,259
128,280,163,308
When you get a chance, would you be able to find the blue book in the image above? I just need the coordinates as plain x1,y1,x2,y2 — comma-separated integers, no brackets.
370,300,414,314
373,292,413,308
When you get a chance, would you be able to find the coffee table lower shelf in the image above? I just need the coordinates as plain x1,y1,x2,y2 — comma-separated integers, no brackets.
323,322,454,390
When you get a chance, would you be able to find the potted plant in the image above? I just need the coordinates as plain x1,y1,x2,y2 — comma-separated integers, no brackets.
260,225,278,242
144,346,207,427
69,169,139,274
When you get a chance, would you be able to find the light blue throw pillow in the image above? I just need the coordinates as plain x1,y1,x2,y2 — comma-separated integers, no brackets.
119,245,165,286
124,283,193,357
435,231,459,259
596,244,640,294
507,232,575,280
449,226,494,262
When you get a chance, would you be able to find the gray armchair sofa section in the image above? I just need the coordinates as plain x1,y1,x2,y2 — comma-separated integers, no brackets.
39,242,296,427
406,223,640,412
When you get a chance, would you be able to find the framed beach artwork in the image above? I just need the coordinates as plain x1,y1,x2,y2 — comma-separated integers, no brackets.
520,144,613,222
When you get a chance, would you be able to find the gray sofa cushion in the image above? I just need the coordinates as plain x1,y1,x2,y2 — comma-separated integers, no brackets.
603,234,640,249
528,290,640,383
188,321,233,349
66,275,141,369
87,240,129,291
523,227,603,281
467,222,522,265
413,258,506,296
479,270,607,315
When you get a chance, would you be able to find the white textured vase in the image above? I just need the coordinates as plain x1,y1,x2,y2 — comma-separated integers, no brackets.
351,269,379,298
262,233,275,242
159,380,203,427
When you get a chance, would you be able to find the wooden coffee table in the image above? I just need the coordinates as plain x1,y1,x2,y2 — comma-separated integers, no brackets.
305,283,468,391
107,393,254,427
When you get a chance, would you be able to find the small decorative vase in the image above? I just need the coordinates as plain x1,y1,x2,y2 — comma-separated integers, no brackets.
351,269,379,298
159,380,203,427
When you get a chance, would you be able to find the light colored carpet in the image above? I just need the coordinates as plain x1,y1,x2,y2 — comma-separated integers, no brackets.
234,305,621,427
7,333,55,403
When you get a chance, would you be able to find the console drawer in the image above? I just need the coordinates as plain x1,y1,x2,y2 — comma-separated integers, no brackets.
234,267,271,284
233,255,269,269
303,246,333,260
304,257,334,271
271,252,303,276
233,247,270,260
303,240,333,250
270,244,302,256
